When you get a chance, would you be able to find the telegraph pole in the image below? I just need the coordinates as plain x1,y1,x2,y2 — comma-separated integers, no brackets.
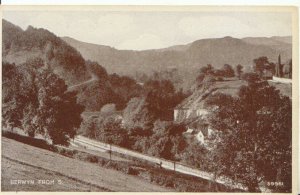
109,144,112,161
173,161,176,171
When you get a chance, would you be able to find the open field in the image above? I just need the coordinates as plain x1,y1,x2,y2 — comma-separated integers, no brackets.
1,137,169,192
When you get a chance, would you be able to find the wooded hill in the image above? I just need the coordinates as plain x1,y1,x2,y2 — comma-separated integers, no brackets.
62,35,291,76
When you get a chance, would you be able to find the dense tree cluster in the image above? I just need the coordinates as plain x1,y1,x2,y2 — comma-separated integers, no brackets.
236,64,244,79
80,115,187,161
80,114,130,147
75,61,142,111
253,56,276,78
80,78,188,161
122,79,187,130
196,64,236,84
205,74,292,192
2,59,84,145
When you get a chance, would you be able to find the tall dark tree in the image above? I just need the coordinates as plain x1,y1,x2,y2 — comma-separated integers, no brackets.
200,64,214,75
206,76,292,192
253,56,269,78
288,59,292,79
236,64,244,79
144,79,186,121
222,64,235,77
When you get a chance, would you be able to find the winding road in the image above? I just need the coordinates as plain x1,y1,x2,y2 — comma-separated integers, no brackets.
71,135,256,191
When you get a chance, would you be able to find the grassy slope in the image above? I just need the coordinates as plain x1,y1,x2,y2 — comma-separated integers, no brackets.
268,81,292,98
1,137,169,192
1,157,109,192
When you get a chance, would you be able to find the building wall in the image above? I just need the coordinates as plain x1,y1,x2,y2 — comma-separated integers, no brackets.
272,76,292,84
196,131,204,144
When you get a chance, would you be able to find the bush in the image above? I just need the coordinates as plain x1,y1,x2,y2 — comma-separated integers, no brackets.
86,155,99,163
216,77,224,81
126,166,140,175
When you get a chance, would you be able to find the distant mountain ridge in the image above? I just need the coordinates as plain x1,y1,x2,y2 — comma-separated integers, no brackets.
62,35,292,76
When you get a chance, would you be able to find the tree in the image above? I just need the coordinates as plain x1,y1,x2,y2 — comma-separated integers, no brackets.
2,59,84,145
222,64,235,77
98,115,130,147
288,59,292,79
122,97,156,131
200,64,214,75
236,64,243,79
181,140,209,169
2,62,24,130
206,76,292,192
143,79,187,121
131,120,187,160
253,56,269,78
79,117,98,138
109,73,142,109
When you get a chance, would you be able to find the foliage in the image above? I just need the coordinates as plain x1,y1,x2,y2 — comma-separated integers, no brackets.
122,79,187,131
76,61,142,111
200,64,214,75
109,73,142,109
2,62,24,129
122,97,156,131
2,59,84,145
236,64,244,79
76,80,120,111
132,120,187,161
86,60,108,80
196,64,235,87
181,140,209,169
206,76,292,192
80,114,130,147
220,64,235,77
288,59,292,79
144,79,187,120
253,56,269,78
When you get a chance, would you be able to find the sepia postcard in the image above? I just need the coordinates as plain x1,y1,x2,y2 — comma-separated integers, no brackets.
0,5,299,194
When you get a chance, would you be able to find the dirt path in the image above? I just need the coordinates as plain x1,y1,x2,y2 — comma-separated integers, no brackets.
68,73,98,90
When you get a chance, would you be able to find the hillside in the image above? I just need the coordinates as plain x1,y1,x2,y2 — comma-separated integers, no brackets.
2,19,90,85
62,36,292,76
2,20,142,112
175,78,292,122
1,137,169,192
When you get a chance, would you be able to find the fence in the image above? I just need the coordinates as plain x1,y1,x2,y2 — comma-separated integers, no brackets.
73,135,247,190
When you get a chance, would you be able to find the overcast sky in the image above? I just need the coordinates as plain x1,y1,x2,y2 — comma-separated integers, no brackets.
3,10,292,50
